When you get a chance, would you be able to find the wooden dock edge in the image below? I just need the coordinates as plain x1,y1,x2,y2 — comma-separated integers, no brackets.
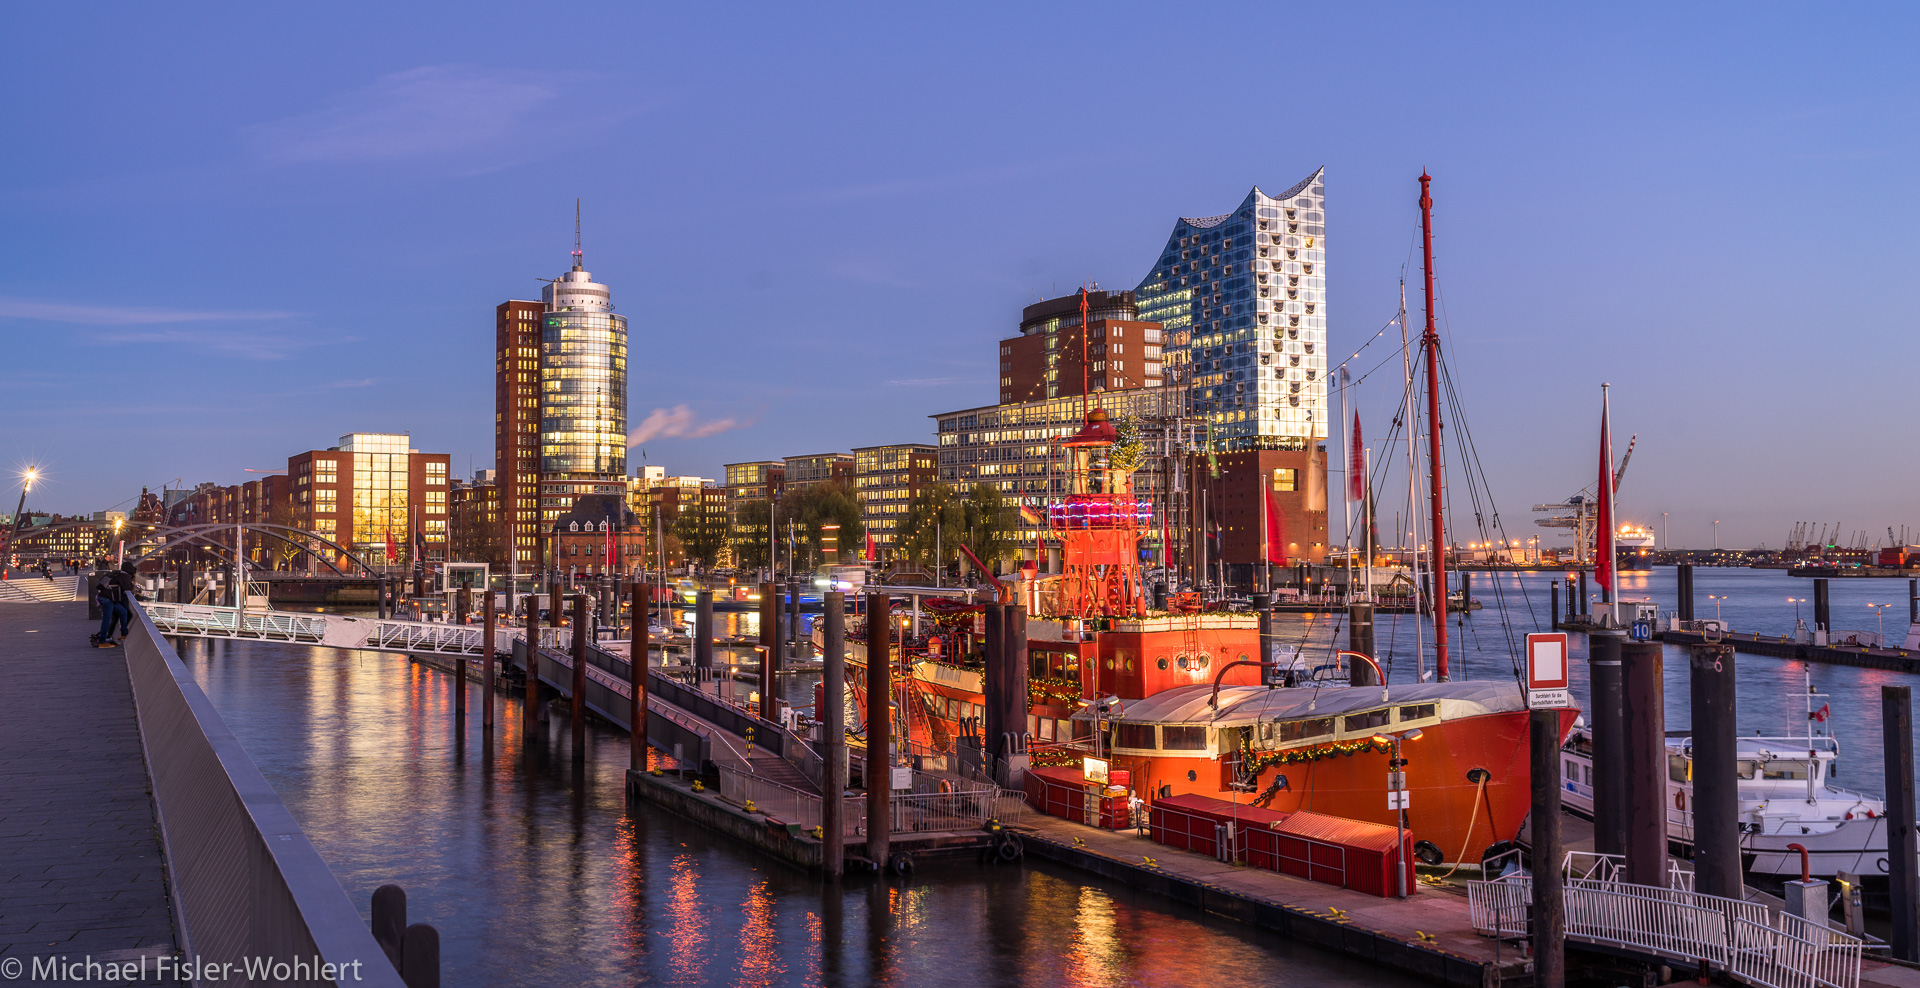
626,769,824,872
1018,830,1519,988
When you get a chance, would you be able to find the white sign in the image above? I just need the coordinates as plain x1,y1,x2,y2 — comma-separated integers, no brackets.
1526,632,1574,709
1387,790,1410,811
1388,771,1407,791
891,767,913,791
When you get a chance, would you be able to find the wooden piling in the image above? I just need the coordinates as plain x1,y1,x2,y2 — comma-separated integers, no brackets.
1689,643,1739,900
983,602,1006,753
481,590,495,735
758,582,778,711
694,589,714,682
522,594,540,747
1347,601,1377,685
1677,563,1695,623
454,588,468,719
1621,640,1667,886
1813,578,1831,635
823,591,846,880
1589,631,1626,856
1885,685,1918,961
1529,707,1565,988
570,593,587,762
630,582,647,774
1549,581,1560,629
865,591,891,870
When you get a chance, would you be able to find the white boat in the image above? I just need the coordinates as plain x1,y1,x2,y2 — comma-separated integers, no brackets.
1559,676,1897,881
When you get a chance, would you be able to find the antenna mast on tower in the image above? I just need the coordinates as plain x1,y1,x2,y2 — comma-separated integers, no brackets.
572,198,583,269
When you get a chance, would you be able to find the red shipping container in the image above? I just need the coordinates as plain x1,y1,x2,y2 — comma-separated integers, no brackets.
1149,794,1289,860
1026,766,1132,830
1246,810,1415,898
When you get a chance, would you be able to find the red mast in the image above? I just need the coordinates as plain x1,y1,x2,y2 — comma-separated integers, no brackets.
1419,173,1450,681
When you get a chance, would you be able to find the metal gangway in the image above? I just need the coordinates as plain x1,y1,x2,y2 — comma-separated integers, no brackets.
1466,853,1866,988
145,601,565,655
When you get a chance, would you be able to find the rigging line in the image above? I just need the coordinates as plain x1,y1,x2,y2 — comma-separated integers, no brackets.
1435,353,1532,680
1331,311,1405,375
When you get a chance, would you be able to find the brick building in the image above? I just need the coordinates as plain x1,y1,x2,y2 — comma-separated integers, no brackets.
550,493,643,577
495,299,544,573
851,444,938,557
999,290,1164,405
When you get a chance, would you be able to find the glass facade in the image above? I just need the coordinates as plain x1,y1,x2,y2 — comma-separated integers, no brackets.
1132,169,1328,448
539,261,628,530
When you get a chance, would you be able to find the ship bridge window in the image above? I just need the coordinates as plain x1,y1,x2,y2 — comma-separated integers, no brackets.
1278,717,1334,743
1163,726,1208,750
1735,759,1759,778
1397,703,1436,723
1669,753,1691,783
1761,760,1811,780
1344,710,1391,733
1117,724,1157,749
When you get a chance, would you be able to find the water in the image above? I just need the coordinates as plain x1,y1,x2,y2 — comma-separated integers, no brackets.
1269,567,1920,795
176,636,1422,988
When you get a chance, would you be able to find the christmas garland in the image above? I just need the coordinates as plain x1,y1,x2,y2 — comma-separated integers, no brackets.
1237,737,1385,774
1030,748,1081,768
1028,676,1082,708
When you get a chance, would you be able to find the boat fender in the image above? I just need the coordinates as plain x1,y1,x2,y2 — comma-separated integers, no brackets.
1413,841,1444,867
996,835,1024,863
889,852,914,876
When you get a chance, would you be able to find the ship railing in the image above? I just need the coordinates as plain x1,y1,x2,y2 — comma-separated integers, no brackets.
1731,913,1864,988
1466,873,1531,938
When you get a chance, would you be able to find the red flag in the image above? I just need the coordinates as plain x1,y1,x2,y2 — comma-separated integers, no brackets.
384,529,396,563
1595,394,1616,595
1265,487,1289,566
1809,703,1830,723
864,530,877,562
1349,412,1365,502
604,525,614,567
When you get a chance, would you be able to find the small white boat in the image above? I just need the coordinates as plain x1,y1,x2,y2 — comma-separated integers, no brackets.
1560,675,1897,881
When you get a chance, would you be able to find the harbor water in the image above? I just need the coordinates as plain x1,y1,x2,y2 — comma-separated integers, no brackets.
175,635,1423,988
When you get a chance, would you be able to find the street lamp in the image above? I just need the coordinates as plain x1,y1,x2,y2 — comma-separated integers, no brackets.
1371,727,1424,898
6,467,38,569
1867,603,1891,643
1708,594,1730,622
1788,597,1805,624
1713,520,1720,550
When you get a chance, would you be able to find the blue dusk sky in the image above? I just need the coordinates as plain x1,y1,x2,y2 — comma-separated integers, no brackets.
2,4,1914,549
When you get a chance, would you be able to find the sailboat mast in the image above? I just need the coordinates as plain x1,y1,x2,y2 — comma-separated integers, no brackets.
1399,282,1423,682
1419,173,1451,682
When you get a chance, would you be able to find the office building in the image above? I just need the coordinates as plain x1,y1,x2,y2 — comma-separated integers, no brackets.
538,245,628,547
852,443,938,556
495,299,544,572
286,433,450,571
1132,168,1328,448
782,453,853,495
999,290,1164,404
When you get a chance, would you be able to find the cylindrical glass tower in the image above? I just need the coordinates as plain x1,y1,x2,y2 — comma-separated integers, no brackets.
540,259,627,529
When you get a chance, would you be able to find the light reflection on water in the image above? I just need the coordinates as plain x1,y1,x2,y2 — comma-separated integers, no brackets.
1270,568,1920,793
176,636,1421,988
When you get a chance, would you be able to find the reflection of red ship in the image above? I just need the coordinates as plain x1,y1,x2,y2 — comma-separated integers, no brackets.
834,404,1567,868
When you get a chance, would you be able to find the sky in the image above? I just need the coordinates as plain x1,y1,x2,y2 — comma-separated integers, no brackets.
2,3,1915,549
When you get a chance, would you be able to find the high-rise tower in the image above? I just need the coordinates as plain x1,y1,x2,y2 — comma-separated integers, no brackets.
495,299,543,571
1132,168,1327,448
538,210,628,549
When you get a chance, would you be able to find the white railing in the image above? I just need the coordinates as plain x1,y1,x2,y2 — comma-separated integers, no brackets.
713,763,1021,837
147,602,328,641
1465,874,1862,988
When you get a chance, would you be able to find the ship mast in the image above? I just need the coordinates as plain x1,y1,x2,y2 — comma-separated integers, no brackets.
1419,173,1450,681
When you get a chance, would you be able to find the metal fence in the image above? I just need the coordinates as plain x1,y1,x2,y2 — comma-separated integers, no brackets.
124,604,404,987
1465,870,1861,988
146,601,329,641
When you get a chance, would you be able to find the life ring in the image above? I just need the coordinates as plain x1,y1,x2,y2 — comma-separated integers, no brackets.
940,779,954,794
1675,791,1686,811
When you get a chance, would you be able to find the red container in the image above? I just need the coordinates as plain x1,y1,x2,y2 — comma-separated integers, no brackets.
1150,794,1289,859
1026,766,1131,829
1246,810,1415,897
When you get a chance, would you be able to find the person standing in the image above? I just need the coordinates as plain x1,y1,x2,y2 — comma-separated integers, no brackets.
93,560,123,647
109,561,140,640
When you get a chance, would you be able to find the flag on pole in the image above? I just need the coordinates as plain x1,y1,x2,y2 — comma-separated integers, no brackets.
864,530,877,562
1349,412,1366,502
1265,487,1289,566
384,529,396,563
1018,503,1042,526
604,525,614,568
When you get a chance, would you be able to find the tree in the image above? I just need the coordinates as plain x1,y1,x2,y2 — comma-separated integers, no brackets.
899,483,964,570
674,505,728,575
263,497,305,570
777,481,866,570
960,482,1018,569
730,498,772,573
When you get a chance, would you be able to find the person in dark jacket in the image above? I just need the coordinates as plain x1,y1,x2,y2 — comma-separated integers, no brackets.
93,559,123,647
109,561,141,640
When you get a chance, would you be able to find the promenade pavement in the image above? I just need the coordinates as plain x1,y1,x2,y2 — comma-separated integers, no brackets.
0,602,177,981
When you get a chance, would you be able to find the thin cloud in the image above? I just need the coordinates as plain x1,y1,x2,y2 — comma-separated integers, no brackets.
0,296,292,325
627,404,752,446
886,377,962,387
244,66,562,165
98,326,329,361
327,378,378,389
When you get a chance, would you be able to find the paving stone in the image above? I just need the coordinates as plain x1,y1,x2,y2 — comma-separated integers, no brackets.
0,603,177,964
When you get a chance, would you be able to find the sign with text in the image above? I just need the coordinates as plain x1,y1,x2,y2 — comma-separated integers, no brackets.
1526,632,1573,709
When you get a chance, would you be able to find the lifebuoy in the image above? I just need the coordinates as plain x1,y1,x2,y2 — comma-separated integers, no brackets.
1675,791,1686,811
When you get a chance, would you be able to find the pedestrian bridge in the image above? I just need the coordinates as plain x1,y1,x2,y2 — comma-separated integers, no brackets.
1467,854,1865,988
144,601,566,655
